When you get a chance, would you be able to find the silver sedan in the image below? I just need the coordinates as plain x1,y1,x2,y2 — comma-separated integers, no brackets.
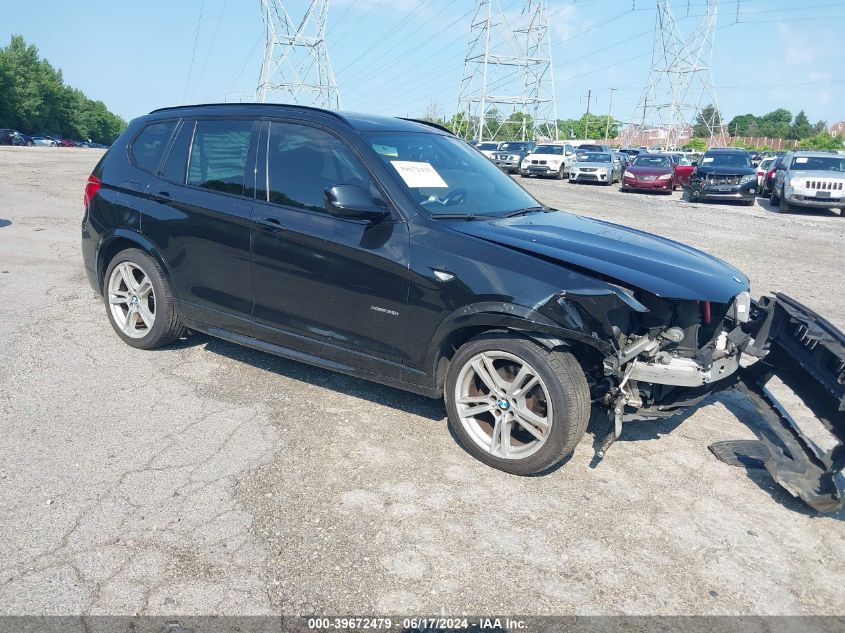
569,151,623,185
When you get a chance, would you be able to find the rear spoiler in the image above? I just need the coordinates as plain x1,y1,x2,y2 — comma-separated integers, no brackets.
714,294,845,512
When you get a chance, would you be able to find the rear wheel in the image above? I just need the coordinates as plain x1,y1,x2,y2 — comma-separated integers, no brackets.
779,191,792,213
445,333,590,476
103,248,185,349
770,186,781,206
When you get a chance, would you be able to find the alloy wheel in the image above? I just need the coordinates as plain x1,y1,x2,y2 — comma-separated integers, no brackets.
107,261,156,339
454,350,553,460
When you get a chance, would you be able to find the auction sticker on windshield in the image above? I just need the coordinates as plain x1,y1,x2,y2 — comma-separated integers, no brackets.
390,161,448,188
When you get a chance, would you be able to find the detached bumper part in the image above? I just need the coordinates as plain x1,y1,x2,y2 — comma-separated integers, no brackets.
714,294,845,513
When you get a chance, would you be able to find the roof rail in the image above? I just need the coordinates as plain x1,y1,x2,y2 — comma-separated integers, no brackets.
148,102,349,124
399,118,455,135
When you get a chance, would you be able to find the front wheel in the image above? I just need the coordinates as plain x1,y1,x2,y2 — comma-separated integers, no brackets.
103,248,185,349
445,333,590,476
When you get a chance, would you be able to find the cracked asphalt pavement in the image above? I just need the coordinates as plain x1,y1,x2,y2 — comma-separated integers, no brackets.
0,147,843,616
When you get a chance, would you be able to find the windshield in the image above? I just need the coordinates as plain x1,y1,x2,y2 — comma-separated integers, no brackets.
578,145,605,152
633,155,672,168
533,145,564,155
758,158,774,171
578,152,611,163
478,142,498,150
700,152,752,168
499,142,530,152
789,155,845,172
366,132,539,217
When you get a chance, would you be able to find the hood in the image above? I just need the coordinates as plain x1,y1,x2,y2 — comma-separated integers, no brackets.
695,164,755,176
627,165,673,177
447,211,749,303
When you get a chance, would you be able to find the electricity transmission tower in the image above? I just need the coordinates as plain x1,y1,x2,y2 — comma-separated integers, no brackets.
256,0,341,109
621,0,725,149
457,0,558,142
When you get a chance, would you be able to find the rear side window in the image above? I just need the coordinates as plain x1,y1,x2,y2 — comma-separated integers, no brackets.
130,121,177,173
187,119,253,195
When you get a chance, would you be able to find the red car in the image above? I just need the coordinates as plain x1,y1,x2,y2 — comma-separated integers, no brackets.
620,153,677,194
59,139,76,147
670,153,696,188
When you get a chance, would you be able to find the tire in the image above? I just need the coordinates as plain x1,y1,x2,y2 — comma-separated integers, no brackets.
556,166,565,180
770,187,781,206
103,248,185,349
444,332,590,476
779,191,791,213
519,173,528,178
743,199,754,206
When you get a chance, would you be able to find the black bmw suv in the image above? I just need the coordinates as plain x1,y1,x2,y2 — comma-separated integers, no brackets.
82,103,829,485
688,147,757,205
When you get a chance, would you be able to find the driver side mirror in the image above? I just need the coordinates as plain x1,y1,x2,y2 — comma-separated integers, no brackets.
324,185,389,221
691,161,698,167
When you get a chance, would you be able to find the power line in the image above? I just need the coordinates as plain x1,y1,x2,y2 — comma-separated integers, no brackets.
182,0,206,103
193,0,229,98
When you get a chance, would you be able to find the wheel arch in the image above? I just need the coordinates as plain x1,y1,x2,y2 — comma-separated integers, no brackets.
424,302,609,396
96,230,172,295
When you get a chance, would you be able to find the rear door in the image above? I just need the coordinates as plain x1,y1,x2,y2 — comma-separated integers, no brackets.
249,119,410,374
142,117,258,334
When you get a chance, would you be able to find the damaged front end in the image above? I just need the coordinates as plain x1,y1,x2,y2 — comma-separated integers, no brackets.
553,286,844,513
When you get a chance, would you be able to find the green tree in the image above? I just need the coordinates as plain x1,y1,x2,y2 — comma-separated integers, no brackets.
796,132,844,151
813,120,828,134
683,138,707,152
693,104,722,138
790,110,813,140
0,34,126,142
758,108,792,139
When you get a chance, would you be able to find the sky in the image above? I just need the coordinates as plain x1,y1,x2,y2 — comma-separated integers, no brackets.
3,0,845,127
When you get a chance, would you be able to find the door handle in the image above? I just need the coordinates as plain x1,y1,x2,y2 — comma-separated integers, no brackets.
254,216,285,231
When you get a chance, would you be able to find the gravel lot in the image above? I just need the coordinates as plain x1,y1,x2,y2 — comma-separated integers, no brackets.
0,147,843,617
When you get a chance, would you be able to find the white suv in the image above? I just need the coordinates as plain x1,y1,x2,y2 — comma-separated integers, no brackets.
771,151,845,214
519,143,575,179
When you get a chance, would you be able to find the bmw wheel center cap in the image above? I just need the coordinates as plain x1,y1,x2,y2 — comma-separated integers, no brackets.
497,399,510,410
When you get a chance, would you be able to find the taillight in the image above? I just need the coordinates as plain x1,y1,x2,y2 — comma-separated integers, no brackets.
767,170,775,179
84,175,101,208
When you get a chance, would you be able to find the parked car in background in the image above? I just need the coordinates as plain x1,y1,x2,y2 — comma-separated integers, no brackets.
59,139,77,147
670,153,696,188
619,148,640,162
15,131,34,146
569,151,622,185
519,142,575,179
476,141,500,159
620,153,675,194
755,157,776,192
687,148,757,205
492,141,535,173
32,136,58,147
575,142,611,155
614,152,632,170
0,129,17,145
770,151,845,214
761,156,783,197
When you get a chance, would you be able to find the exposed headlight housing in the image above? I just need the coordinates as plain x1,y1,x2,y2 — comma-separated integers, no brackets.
739,174,757,185
728,291,751,323
657,173,673,180
623,170,633,179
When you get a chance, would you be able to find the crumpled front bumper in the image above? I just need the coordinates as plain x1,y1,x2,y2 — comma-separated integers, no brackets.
725,294,845,512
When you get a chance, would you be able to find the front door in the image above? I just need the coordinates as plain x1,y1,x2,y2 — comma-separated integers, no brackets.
250,120,410,374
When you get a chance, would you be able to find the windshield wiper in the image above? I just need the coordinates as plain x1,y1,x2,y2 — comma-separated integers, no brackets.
501,206,548,218
430,213,495,221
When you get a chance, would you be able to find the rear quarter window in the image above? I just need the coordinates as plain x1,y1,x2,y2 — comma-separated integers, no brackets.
130,121,177,173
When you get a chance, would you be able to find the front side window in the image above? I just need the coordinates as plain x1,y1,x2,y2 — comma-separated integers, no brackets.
366,131,539,217
187,119,253,196
131,121,177,173
265,122,376,213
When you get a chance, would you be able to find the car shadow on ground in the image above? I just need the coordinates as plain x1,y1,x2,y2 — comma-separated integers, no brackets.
755,195,844,217
168,331,447,422
0,218,11,228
